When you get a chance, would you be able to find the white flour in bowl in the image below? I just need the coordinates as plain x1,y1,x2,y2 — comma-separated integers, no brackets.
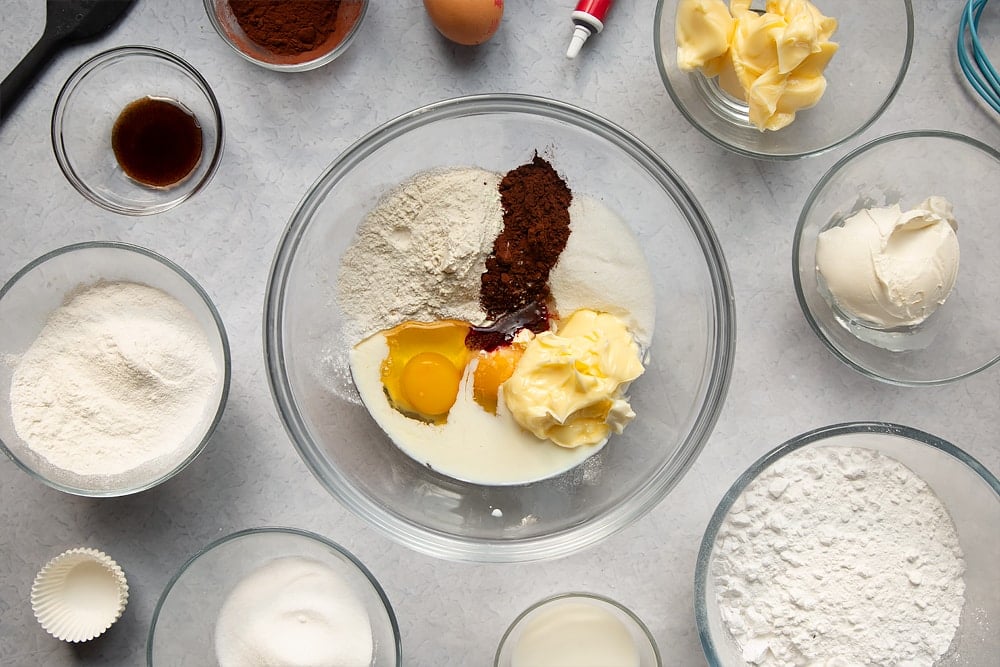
712,445,965,667
337,167,503,343
9,281,219,489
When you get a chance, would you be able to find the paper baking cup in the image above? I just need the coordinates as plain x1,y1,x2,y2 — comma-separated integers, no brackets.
31,548,129,642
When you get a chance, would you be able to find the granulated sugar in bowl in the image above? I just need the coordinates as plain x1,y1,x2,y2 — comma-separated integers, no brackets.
696,422,1000,667
147,527,401,666
265,94,735,562
0,242,230,497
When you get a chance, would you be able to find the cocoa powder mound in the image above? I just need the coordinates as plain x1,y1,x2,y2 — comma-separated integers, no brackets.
480,156,572,329
229,0,343,56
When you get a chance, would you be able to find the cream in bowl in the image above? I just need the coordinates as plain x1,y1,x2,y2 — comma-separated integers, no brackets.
495,593,662,667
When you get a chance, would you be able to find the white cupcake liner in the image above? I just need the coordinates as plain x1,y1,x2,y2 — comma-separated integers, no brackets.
31,547,129,642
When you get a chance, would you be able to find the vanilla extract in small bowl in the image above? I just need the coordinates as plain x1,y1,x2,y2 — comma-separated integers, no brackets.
51,46,224,215
112,96,203,189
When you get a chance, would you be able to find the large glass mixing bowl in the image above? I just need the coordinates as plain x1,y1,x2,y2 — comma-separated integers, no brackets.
264,94,735,562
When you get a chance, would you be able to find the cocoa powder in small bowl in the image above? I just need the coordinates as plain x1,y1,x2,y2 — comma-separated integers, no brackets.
205,0,367,71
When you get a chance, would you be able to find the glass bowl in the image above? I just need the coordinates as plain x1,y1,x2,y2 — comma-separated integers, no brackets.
0,242,230,496
495,592,662,667
204,0,368,71
695,422,1000,667
654,0,913,159
51,46,224,216
264,93,735,562
793,130,1000,385
147,527,401,666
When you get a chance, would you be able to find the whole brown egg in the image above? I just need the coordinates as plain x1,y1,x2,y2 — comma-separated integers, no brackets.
423,0,504,46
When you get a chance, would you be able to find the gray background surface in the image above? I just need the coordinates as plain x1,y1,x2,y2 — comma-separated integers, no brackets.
1,1,998,665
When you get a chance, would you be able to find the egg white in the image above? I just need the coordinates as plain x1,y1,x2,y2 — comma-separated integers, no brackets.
349,334,601,486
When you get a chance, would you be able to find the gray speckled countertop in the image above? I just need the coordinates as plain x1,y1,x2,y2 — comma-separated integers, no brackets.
1,1,998,665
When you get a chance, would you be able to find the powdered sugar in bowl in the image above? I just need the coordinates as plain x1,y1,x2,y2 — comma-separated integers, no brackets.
0,242,230,496
695,422,1000,667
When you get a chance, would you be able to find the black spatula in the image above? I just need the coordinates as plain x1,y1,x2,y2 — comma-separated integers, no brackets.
1,0,138,127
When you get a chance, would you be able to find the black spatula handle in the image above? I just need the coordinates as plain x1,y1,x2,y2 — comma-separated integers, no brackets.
1,29,63,127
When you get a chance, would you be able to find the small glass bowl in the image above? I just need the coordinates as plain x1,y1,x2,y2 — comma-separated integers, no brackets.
495,592,662,667
51,46,223,216
0,242,231,496
654,0,913,159
204,0,368,71
793,130,1000,385
695,422,1000,666
147,527,401,666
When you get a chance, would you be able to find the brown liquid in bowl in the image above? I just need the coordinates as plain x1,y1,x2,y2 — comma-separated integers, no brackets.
112,96,203,188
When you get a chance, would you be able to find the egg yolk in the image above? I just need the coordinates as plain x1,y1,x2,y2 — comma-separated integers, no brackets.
401,352,462,417
379,319,471,423
472,344,525,414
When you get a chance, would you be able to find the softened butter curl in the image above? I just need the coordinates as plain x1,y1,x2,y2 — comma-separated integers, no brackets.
676,0,838,131
503,309,644,449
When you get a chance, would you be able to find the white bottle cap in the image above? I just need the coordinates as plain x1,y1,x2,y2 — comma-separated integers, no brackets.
566,25,591,59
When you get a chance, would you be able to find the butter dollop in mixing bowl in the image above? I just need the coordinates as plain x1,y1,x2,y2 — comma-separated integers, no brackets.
695,422,1000,666
793,130,1000,385
654,0,913,159
264,94,735,562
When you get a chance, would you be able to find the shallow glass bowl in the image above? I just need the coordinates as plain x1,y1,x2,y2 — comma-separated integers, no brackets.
0,242,230,496
793,130,1000,385
696,422,1000,666
51,46,223,215
147,527,401,665
204,0,368,71
654,0,913,159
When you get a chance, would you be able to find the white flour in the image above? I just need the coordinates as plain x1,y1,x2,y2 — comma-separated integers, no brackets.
713,446,965,667
9,281,219,488
337,167,503,342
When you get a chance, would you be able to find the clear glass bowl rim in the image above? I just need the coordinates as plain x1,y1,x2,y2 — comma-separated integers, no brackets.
50,45,225,216
145,525,402,666
493,591,663,667
0,241,232,497
693,420,1000,666
263,92,736,563
652,0,915,160
202,0,370,72
791,129,1000,385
